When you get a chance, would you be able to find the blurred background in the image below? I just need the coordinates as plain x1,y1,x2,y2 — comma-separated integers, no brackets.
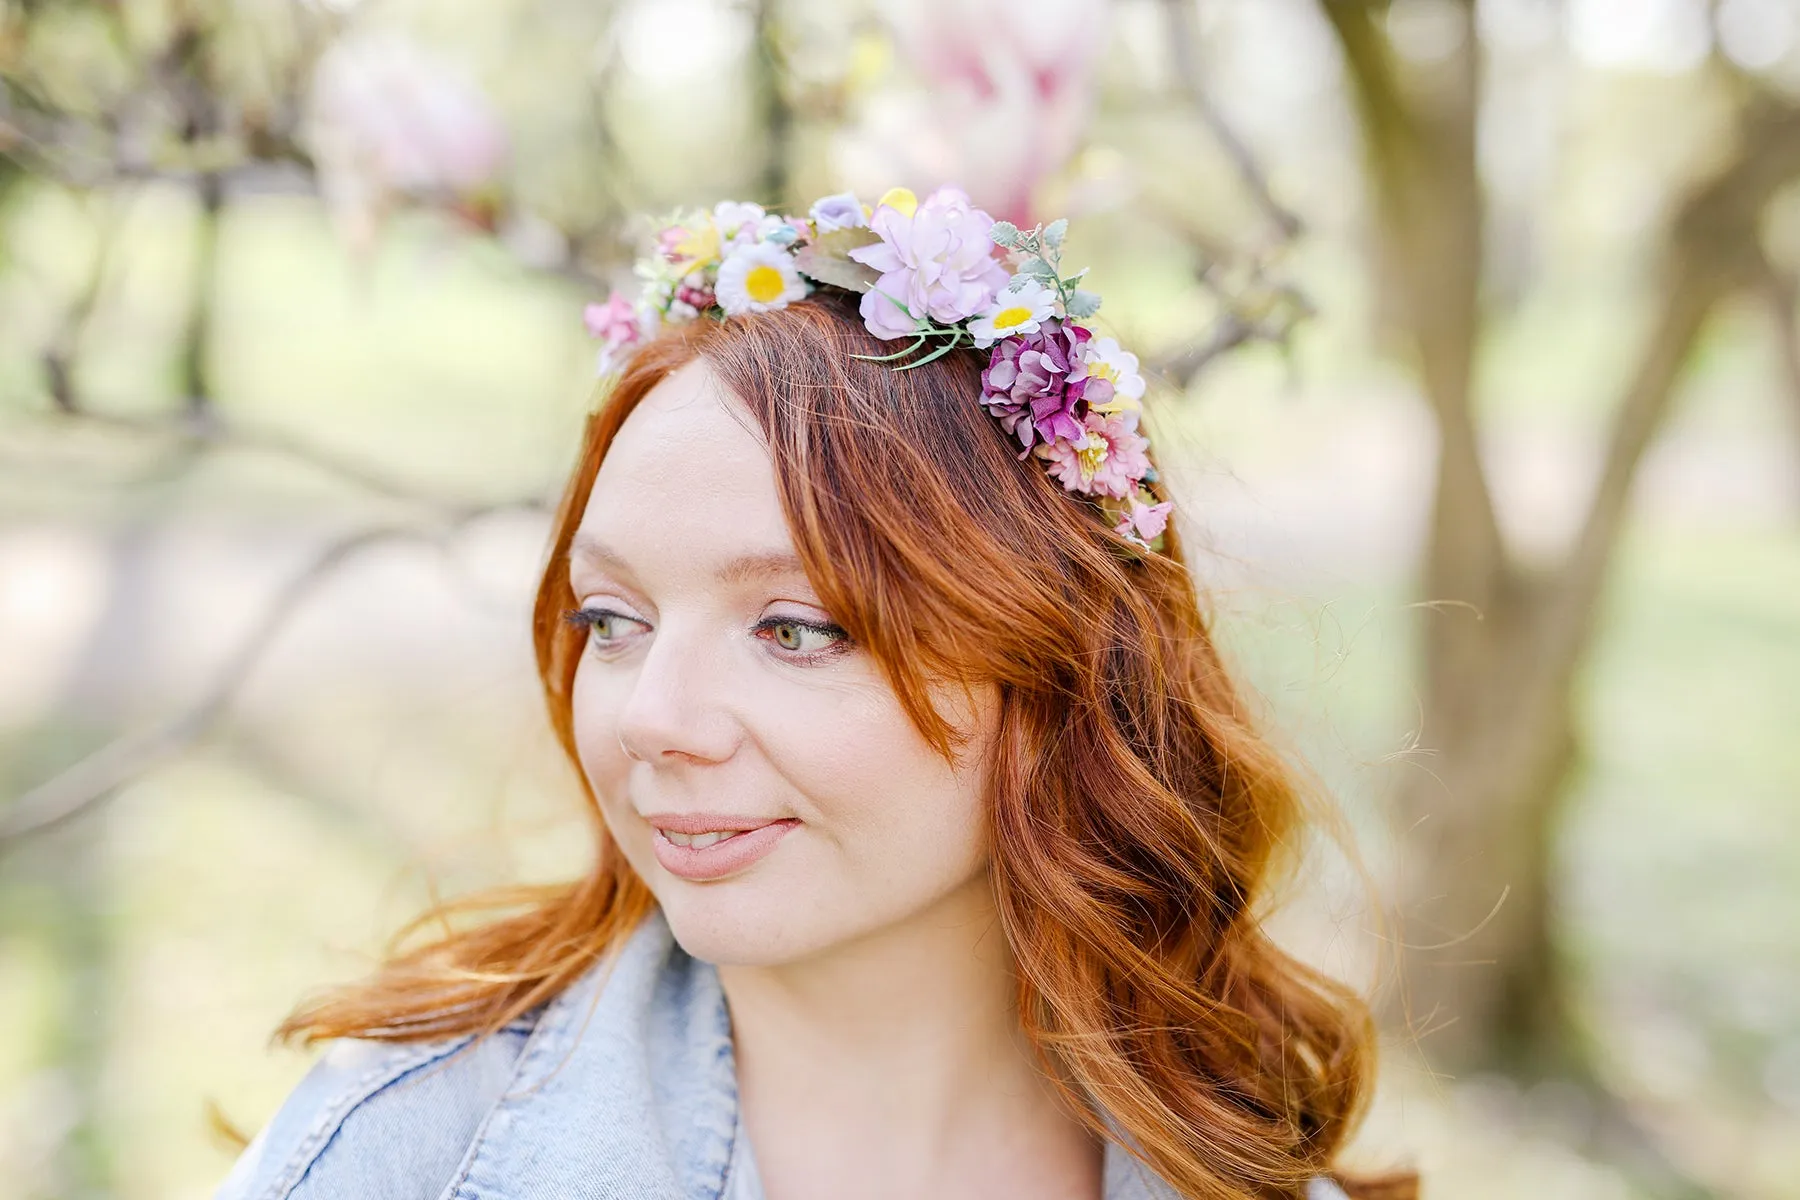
3,0,1798,1196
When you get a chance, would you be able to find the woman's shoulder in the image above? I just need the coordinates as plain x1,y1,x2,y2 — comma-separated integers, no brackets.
213,910,700,1200
212,1015,540,1200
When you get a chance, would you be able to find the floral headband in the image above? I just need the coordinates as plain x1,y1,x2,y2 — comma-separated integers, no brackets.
582,185,1173,550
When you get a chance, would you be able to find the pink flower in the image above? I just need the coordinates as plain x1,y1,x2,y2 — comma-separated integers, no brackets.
1035,410,1151,498
304,33,510,253
850,186,1009,338
583,291,637,341
584,289,642,374
1114,496,1173,543
674,272,715,312
843,0,1107,226
656,225,689,261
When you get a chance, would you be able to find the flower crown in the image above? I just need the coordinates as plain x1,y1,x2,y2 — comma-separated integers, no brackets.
583,185,1173,550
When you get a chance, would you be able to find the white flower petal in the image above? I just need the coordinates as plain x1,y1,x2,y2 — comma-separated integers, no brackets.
715,240,810,315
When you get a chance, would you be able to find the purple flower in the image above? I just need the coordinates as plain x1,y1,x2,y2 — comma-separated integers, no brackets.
979,319,1098,452
809,191,866,233
850,186,1009,339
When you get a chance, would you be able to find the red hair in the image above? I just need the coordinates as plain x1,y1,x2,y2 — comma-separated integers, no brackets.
276,293,1414,1199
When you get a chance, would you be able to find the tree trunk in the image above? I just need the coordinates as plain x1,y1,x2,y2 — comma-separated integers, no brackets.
1317,3,1800,1080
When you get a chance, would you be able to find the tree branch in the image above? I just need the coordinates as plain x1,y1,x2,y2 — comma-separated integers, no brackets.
1756,254,1800,518
35,406,548,519
0,526,399,846
1316,0,1513,630
0,502,546,849
1541,97,1800,671
1163,0,1303,238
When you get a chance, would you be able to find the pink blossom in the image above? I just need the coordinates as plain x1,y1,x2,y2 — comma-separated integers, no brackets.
674,272,715,312
842,0,1107,225
656,225,689,261
583,291,638,341
1114,497,1173,542
584,289,642,374
305,33,509,252
1035,410,1151,498
850,186,1009,338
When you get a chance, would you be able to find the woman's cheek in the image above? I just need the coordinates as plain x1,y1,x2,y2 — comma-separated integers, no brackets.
571,663,634,819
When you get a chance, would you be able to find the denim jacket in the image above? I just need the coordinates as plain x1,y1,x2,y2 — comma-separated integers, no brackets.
215,909,1348,1200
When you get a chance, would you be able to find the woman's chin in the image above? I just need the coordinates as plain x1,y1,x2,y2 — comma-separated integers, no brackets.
658,888,824,968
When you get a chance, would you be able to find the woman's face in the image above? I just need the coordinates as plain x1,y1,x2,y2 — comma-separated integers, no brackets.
566,360,1001,967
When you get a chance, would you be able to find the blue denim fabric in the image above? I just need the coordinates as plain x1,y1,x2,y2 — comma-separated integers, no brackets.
216,909,1344,1200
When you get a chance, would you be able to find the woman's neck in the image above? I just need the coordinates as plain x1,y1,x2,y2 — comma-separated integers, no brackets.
714,874,1104,1200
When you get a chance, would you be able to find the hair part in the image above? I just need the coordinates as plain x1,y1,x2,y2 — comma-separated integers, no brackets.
274,293,1414,1199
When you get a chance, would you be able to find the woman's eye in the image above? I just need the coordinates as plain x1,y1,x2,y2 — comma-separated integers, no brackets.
758,617,847,656
562,607,647,650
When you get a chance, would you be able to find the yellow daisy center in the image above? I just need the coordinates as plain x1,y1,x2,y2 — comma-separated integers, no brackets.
745,264,787,304
1077,437,1108,482
1089,362,1120,384
992,305,1034,331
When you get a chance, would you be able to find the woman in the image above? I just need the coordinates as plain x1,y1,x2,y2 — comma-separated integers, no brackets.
215,189,1414,1200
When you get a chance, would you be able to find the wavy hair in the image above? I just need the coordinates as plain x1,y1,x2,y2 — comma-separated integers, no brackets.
274,291,1413,1199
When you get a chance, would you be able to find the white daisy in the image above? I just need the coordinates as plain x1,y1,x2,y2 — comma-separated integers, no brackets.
715,241,809,315
713,200,769,251
1083,336,1146,417
967,278,1059,348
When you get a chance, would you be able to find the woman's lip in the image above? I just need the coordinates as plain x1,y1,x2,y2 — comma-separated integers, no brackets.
648,818,799,882
642,812,789,835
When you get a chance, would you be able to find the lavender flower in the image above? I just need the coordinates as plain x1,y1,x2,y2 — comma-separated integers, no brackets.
809,191,867,232
850,186,1009,339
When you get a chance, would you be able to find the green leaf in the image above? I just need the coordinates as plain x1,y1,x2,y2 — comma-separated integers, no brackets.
792,228,883,292
989,221,1020,247
1042,217,1068,249
1022,256,1058,279
1066,289,1102,318
850,333,930,363
893,333,967,370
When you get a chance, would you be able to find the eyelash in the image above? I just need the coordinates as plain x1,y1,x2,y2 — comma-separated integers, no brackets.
560,607,852,663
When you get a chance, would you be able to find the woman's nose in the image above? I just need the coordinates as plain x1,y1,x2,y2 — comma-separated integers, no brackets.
613,620,740,765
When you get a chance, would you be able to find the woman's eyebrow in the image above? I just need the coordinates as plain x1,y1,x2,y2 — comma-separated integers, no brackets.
715,550,808,586
567,534,805,586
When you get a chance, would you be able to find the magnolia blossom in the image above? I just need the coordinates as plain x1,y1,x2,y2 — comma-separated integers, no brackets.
967,278,1058,348
850,185,1009,339
1037,410,1151,498
305,33,509,251
810,192,867,232
838,0,1107,225
715,241,809,315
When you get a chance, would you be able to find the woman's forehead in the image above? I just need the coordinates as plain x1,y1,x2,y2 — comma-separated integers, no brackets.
575,364,798,581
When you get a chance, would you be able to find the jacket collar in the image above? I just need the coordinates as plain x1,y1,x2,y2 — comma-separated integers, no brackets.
450,910,1179,1200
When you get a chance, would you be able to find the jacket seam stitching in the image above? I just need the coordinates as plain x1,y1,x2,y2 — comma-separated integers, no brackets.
438,1000,576,1199
256,1036,476,1200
